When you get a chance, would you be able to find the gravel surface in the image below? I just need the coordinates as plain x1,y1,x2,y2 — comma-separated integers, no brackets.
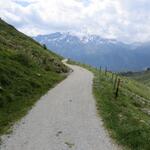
1,63,120,150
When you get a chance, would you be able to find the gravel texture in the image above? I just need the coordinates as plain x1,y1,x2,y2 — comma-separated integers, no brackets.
1,63,120,150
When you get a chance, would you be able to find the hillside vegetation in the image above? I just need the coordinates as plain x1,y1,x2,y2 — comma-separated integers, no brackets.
68,60,150,150
0,19,68,137
121,70,150,87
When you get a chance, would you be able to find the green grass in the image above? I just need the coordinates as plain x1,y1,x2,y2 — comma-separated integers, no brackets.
0,19,69,137
68,60,150,150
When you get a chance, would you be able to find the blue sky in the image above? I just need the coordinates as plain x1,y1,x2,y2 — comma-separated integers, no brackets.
0,0,150,43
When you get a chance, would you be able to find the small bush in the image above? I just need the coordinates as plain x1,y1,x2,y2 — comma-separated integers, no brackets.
43,44,47,50
14,52,32,67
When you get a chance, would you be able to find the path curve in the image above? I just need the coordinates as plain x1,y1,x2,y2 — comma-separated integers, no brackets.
1,63,119,150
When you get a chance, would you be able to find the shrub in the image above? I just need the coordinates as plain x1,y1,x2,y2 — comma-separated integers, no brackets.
14,52,32,67
43,44,47,50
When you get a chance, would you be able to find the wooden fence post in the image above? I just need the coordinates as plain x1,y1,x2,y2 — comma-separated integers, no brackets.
115,78,121,98
99,66,101,76
98,66,101,80
105,67,107,76
114,74,118,89
111,73,114,82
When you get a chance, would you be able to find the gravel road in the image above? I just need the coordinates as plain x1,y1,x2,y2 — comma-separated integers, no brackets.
1,63,119,150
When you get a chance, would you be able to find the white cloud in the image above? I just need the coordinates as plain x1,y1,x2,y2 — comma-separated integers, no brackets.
0,0,150,43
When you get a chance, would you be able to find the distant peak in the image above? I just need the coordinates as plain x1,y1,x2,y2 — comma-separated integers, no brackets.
34,32,123,45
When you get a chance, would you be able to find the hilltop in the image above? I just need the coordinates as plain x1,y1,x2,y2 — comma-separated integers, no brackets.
0,19,68,136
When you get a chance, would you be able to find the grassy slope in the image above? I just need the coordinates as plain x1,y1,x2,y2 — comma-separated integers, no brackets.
0,19,69,137
68,60,150,150
121,70,150,87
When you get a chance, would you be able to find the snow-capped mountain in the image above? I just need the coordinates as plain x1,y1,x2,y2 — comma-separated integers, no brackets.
33,32,150,71
34,32,120,45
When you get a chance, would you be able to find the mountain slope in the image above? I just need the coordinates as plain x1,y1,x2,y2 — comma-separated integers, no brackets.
121,69,150,87
0,19,68,136
34,32,150,71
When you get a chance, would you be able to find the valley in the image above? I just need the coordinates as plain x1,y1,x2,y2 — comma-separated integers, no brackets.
0,19,150,150
34,32,150,72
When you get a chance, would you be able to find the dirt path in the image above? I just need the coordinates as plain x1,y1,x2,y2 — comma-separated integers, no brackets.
1,63,119,150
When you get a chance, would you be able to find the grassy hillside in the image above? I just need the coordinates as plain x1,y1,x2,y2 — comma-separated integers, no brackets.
0,19,69,137
121,70,150,87
68,60,150,150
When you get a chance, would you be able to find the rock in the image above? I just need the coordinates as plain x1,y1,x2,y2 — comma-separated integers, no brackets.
36,73,41,77
141,108,150,116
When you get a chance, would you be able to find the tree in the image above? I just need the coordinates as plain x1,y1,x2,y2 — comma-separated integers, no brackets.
146,67,150,71
43,44,47,50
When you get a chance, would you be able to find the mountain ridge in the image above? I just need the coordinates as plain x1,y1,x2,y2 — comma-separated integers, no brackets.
34,32,150,71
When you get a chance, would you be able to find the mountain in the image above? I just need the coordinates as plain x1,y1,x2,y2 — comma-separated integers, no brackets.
34,32,150,71
0,19,68,136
